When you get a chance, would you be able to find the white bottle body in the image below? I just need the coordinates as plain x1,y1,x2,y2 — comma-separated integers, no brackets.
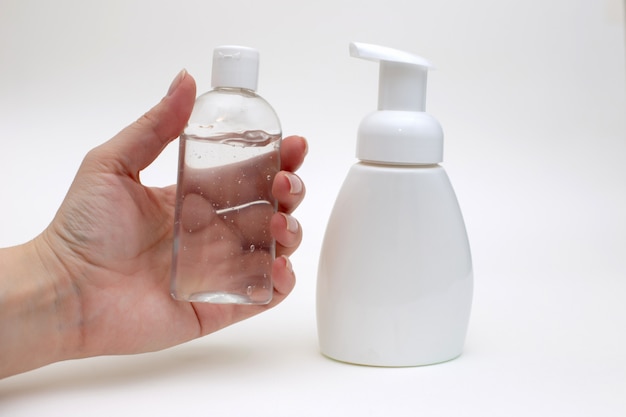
170,87,281,305
317,162,473,366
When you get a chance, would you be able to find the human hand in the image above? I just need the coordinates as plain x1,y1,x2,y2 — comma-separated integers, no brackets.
29,70,306,362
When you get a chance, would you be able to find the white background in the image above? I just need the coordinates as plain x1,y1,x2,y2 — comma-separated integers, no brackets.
1,0,625,415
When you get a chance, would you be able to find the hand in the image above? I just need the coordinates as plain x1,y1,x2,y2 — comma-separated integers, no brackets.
0,70,307,376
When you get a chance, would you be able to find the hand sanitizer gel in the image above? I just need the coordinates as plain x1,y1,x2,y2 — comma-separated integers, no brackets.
171,46,281,305
317,42,473,366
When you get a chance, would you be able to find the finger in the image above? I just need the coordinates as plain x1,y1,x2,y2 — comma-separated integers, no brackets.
280,135,308,173
270,255,296,297
273,171,305,214
271,212,302,257
90,70,196,177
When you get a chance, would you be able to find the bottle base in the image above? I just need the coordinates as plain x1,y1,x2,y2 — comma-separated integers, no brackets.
319,350,463,368
172,290,272,305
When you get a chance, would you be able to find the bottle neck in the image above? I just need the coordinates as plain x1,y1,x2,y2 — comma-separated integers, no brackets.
356,111,444,165
212,86,258,97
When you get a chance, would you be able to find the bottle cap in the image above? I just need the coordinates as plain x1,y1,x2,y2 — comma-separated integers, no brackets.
351,42,443,165
211,45,259,91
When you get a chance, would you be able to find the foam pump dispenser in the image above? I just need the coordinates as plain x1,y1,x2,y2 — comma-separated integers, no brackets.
317,42,473,366
170,46,281,305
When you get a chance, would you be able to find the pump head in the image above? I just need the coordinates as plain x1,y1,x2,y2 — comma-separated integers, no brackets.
350,42,432,112
350,42,443,165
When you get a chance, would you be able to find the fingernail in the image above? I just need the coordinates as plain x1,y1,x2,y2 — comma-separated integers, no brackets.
281,212,299,234
285,172,303,194
281,255,293,274
167,69,187,97
302,137,309,157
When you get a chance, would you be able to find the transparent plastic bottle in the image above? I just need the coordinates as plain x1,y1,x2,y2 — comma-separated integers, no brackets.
170,46,281,305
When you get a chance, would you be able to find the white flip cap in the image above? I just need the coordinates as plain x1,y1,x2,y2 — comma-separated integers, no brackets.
211,45,259,91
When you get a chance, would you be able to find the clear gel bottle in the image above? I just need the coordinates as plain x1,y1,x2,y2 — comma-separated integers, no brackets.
170,45,281,305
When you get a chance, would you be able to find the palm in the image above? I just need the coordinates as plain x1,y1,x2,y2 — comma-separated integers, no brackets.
48,162,199,355
52,157,280,357
47,127,305,357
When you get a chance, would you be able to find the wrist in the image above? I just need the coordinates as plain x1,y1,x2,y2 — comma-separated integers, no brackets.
0,234,82,378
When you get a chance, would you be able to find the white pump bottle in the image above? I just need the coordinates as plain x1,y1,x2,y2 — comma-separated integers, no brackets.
316,42,473,366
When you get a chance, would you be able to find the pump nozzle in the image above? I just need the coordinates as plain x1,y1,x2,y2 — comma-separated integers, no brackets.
350,42,443,165
350,42,432,112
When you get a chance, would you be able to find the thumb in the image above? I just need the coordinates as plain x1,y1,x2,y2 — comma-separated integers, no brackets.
95,69,196,177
